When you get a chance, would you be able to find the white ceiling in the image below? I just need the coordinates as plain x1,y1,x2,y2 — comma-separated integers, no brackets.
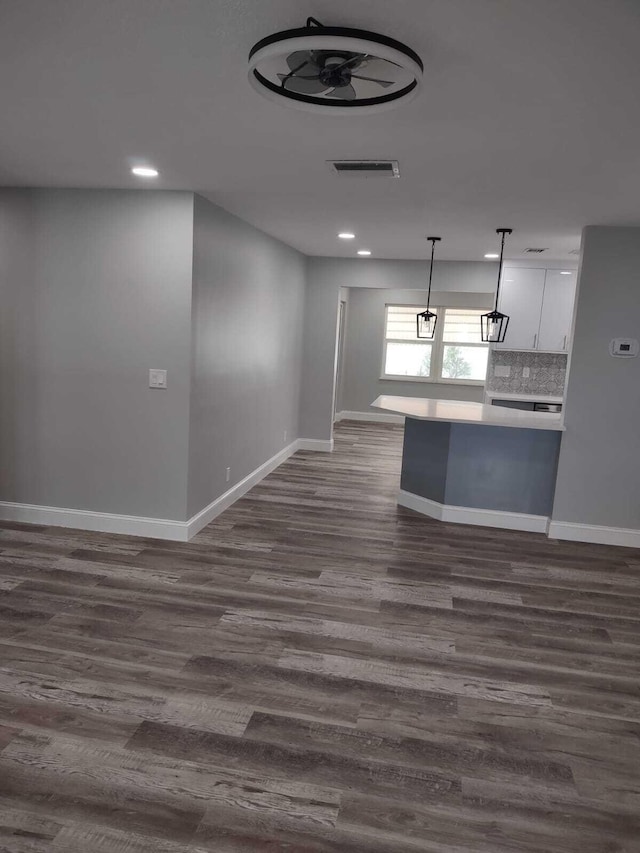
1,0,639,260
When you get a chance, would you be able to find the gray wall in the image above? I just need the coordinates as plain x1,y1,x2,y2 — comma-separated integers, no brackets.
187,194,305,518
552,226,640,529
301,258,498,439
0,189,195,520
340,288,493,412
0,191,37,503
298,267,339,440
309,258,498,292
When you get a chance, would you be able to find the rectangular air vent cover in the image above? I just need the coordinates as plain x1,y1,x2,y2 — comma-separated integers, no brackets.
327,160,400,178
524,248,547,253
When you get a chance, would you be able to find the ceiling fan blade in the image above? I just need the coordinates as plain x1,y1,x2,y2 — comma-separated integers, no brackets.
328,53,367,73
278,73,328,95
351,74,394,87
328,83,357,101
286,50,320,75
358,56,402,76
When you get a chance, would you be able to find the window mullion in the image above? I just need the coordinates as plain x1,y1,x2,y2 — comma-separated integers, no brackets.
432,309,445,380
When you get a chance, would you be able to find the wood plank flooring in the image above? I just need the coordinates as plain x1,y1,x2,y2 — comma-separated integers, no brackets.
1,420,639,851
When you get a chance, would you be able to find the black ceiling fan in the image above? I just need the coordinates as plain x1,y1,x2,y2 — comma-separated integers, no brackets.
249,17,423,113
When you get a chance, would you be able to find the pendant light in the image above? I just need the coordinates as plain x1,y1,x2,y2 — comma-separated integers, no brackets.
481,228,512,343
417,236,441,339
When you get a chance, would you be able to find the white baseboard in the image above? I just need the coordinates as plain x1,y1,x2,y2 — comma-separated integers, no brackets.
398,491,446,521
0,436,331,543
548,520,640,549
0,501,190,541
398,489,549,534
297,438,334,452
335,410,405,425
186,439,301,539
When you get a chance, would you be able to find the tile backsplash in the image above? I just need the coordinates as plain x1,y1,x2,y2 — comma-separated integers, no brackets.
487,350,567,397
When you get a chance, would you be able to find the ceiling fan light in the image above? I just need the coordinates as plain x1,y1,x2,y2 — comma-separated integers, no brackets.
248,18,423,114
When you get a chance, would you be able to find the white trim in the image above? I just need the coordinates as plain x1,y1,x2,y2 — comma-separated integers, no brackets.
0,437,333,543
296,438,334,452
398,491,445,520
186,440,301,539
335,410,405,424
398,489,549,534
0,501,190,541
548,520,640,549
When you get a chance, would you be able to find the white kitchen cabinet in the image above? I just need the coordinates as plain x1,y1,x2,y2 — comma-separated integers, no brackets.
495,268,546,350
495,267,576,353
537,270,576,352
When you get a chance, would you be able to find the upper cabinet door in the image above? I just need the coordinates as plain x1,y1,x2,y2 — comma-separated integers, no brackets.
538,270,576,352
495,268,546,350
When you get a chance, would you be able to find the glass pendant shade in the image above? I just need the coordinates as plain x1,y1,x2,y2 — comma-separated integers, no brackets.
480,309,509,343
416,236,441,340
417,309,437,339
481,228,512,344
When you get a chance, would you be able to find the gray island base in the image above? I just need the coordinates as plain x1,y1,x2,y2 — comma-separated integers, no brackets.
371,396,564,533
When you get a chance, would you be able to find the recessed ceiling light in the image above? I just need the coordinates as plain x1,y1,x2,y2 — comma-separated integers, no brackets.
357,250,372,256
338,232,356,240
484,253,500,259
131,166,159,178
560,270,572,275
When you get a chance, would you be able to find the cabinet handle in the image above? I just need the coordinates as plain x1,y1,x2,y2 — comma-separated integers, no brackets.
563,335,567,350
533,333,537,348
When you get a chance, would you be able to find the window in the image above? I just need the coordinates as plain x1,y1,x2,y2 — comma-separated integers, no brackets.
382,305,489,384
382,305,433,379
440,308,489,381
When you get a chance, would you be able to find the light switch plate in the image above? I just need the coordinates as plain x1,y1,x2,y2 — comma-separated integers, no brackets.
523,366,530,378
149,369,167,389
494,365,511,378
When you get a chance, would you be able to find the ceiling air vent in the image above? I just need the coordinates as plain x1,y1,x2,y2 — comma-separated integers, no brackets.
524,247,547,253
327,160,400,178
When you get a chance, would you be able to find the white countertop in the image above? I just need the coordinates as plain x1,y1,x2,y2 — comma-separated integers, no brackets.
371,395,565,431
485,391,564,404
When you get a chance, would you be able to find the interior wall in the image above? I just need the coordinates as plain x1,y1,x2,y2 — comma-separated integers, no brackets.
187,194,305,518
552,226,640,531
340,288,493,412
334,287,350,415
0,190,37,503
0,189,195,520
301,258,498,439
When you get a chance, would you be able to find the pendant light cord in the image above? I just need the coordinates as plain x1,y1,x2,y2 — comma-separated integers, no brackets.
493,228,512,310
425,236,440,311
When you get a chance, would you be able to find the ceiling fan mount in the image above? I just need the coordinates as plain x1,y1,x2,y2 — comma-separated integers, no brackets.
248,17,423,114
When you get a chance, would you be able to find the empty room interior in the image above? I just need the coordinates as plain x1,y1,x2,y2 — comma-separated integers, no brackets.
1,1,640,851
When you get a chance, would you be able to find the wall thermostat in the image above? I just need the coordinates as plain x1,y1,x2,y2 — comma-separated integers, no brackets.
609,338,639,358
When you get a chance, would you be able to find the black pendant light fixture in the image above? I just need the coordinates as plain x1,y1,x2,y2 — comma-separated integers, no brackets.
481,228,512,343
417,236,441,339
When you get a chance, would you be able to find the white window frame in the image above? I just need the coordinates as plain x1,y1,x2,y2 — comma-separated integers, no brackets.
381,304,488,386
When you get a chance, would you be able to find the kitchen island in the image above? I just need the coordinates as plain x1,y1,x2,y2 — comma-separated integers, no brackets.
372,395,564,533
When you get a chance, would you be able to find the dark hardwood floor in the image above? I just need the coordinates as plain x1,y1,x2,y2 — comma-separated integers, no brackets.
1,420,639,852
